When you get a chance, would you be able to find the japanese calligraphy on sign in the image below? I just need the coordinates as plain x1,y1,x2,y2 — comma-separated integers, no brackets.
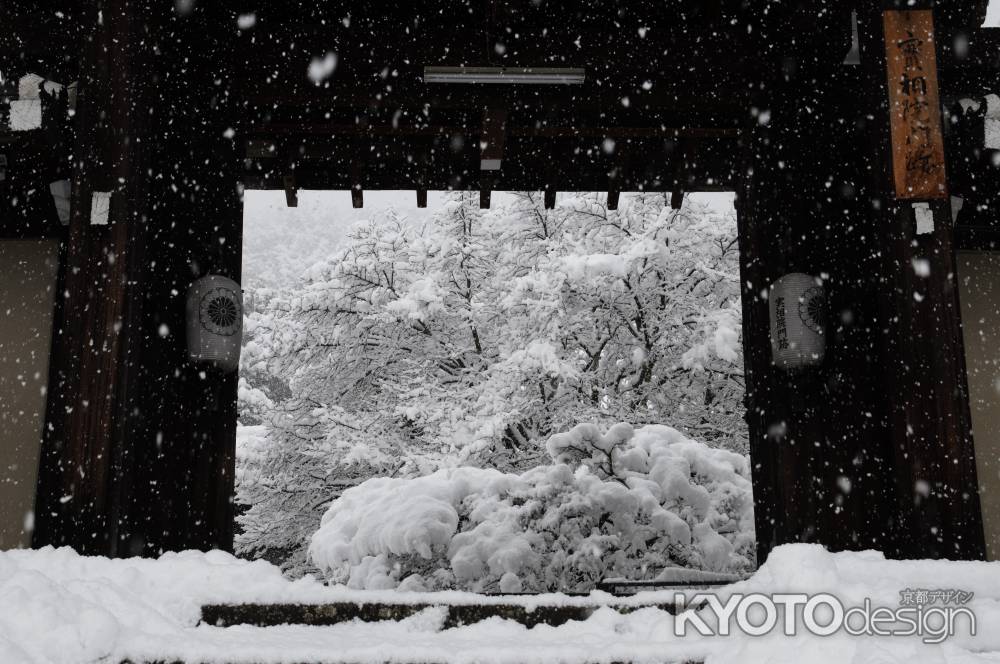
884,10,948,200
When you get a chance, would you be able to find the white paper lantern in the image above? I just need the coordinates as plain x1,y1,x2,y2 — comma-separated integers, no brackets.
186,275,242,372
769,273,826,370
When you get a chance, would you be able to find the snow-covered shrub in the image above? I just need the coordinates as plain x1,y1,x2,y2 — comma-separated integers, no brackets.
308,423,754,592
235,402,441,574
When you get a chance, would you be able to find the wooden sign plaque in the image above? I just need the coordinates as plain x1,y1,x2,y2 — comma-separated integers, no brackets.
884,10,948,200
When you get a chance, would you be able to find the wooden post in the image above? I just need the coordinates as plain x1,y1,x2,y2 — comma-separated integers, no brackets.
283,174,298,207
736,0,986,564
33,0,157,554
737,3,910,562
606,189,620,210
119,2,243,555
670,140,693,210
543,187,556,210
480,109,507,172
35,1,243,556
856,3,985,559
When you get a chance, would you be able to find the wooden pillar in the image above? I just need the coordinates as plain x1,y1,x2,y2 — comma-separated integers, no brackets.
33,0,157,554
34,1,242,556
741,1,986,563
738,2,906,562
116,2,242,556
856,2,985,559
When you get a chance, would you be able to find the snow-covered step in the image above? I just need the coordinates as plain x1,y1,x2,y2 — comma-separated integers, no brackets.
201,598,690,629
122,619,708,664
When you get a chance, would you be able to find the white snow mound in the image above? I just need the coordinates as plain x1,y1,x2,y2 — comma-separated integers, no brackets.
309,423,755,592
2,543,1000,663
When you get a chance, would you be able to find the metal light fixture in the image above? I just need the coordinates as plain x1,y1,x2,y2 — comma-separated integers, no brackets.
843,10,861,65
423,66,585,85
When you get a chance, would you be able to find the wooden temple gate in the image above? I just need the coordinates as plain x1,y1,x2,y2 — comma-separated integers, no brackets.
0,0,996,562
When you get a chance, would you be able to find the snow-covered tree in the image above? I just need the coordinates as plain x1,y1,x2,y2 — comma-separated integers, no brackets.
237,287,291,425
236,192,745,576
236,403,419,572
477,192,745,460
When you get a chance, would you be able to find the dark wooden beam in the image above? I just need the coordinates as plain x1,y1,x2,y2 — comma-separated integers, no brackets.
480,108,507,171
282,174,297,207
671,139,695,205
670,189,684,210
233,87,750,119
954,225,1000,251
480,171,495,209
351,156,364,208
416,189,427,208
607,189,620,210
247,124,740,140
243,171,737,194
240,131,740,194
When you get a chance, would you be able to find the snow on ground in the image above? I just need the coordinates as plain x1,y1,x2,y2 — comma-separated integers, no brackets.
2,543,1000,664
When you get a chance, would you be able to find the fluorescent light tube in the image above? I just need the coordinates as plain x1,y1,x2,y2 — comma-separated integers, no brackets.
423,66,585,85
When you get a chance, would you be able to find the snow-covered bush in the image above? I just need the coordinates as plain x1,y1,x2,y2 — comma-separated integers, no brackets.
235,402,441,573
308,423,754,592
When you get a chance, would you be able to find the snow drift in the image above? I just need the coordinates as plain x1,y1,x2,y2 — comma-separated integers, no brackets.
2,544,1000,664
308,423,755,592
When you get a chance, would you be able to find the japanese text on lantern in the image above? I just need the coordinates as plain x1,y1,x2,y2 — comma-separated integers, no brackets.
884,10,948,200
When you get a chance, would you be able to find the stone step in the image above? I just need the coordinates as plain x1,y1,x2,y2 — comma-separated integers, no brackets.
201,598,688,629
